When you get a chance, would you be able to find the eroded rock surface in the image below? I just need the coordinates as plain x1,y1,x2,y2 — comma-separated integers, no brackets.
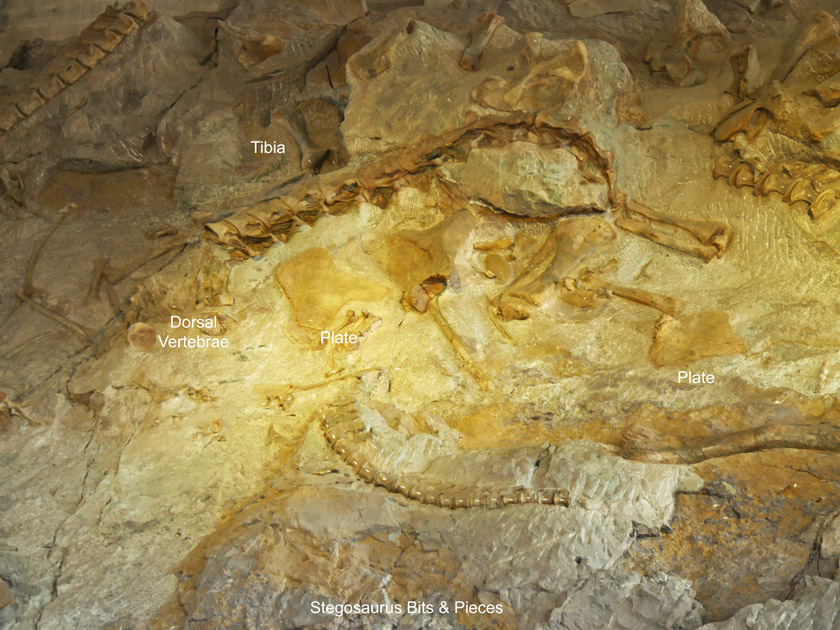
2,0,840,629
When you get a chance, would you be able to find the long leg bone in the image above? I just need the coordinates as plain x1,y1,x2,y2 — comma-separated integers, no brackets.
459,13,504,71
622,423,840,464
428,299,490,391
616,200,730,262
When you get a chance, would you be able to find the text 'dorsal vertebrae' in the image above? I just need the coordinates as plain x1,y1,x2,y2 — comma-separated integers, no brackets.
155,314,230,349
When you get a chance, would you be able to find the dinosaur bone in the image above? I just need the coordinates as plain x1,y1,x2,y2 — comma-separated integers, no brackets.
319,399,569,509
622,423,840,464
615,200,730,262
459,13,504,71
0,1,152,138
206,112,619,252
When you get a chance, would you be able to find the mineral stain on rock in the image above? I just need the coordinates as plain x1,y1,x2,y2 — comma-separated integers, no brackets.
1,0,840,629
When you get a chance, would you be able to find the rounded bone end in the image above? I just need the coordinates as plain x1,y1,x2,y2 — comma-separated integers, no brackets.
127,322,156,351
124,0,153,21
786,179,816,205
373,471,391,488
728,163,754,189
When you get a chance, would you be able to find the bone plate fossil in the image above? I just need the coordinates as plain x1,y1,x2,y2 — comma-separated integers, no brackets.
0,0,153,136
319,399,570,509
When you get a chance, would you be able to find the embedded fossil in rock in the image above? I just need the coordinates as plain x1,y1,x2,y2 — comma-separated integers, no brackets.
471,37,589,112
621,423,840,464
645,0,729,87
318,399,570,509
459,12,504,72
615,200,730,262
205,111,621,252
0,1,152,136
207,111,731,263
711,11,840,220
713,153,840,220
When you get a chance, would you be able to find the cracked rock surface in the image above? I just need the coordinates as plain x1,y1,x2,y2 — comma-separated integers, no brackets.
1,0,840,629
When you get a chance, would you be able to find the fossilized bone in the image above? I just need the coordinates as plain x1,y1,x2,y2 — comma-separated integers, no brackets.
711,12,840,221
645,0,729,87
459,13,504,71
275,106,330,173
769,10,840,85
319,399,570,509
15,291,95,342
472,37,589,112
726,45,761,99
0,165,24,203
205,112,620,253
621,423,840,465
0,1,152,137
615,200,730,262
713,154,840,220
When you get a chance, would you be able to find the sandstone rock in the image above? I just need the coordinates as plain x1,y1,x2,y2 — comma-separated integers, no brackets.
650,312,748,367
548,570,704,630
342,19,634,155
445,142,610,217
568,0,638,19
698,578,840,630
0,14,208,196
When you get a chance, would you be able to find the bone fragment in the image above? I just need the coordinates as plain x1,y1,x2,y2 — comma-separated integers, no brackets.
622,423,840,464
726,45,760,99
474,237,513,252
276,107,329,173
770,11,840,84
616,217,721,262
810,71,840,107
625,199,730,251
428,299,490,391
23,207,77,297
15,291,94,342
83,257,107,304
459,13,504,71
599,282,684,317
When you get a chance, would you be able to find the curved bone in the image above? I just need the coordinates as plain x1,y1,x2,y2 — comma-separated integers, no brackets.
209,112,619,252
0,1,152,139
318,401,570,510
728,163,754,188
810,189,838,220
622,423,840,464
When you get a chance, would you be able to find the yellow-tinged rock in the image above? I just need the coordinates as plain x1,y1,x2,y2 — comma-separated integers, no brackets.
274,247,389,330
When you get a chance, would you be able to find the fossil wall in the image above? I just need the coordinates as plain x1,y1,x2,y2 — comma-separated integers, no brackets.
1,0,840,629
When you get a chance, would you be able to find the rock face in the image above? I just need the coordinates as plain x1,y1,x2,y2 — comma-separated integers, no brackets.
2,0,840,629
0,9,208,193
548,570,704,630
445,142,610,217
698,578,840,630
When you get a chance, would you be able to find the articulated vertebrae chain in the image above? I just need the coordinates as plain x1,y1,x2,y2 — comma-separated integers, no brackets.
318,399,570,510
206,111,618,255
0,1,153,135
